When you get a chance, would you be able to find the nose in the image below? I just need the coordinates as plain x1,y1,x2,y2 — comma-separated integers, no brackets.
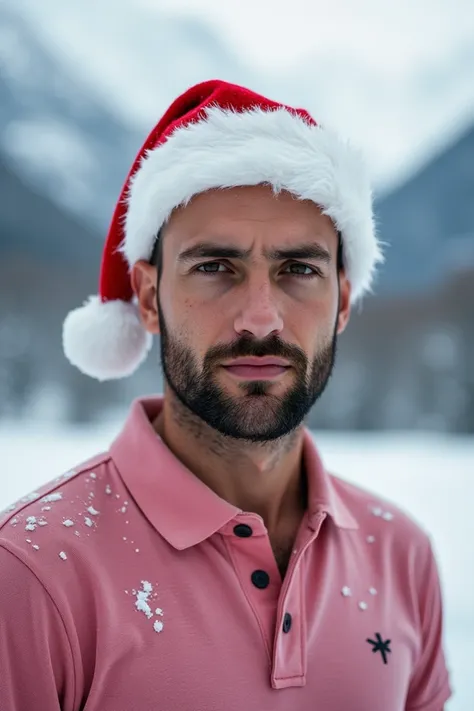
233,277,284,340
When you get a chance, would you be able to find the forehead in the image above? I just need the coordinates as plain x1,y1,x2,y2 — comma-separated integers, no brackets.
162,185,338,251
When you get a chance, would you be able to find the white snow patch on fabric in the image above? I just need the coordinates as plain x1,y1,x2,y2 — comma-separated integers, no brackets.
59,551,67,560
42,493,63,503
21,492,40,503
56,470,75,483
63,519,74,527
370,503,394,521
132,581,164,633
136,593,153,619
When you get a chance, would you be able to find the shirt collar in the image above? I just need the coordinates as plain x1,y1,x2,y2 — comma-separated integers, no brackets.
301,429,359,531
110,396,358,550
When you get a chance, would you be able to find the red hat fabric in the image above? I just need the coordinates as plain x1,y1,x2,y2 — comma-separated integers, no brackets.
63,79,383,381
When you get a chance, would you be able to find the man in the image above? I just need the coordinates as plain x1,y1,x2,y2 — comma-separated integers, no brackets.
0,80,452,710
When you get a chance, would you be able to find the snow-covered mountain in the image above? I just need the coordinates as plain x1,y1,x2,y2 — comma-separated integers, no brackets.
1,0,473,284
5,0,474,195
0,3,145,230
0,1,259,231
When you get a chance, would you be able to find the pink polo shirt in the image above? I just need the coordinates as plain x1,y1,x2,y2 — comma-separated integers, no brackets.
0,397,452,710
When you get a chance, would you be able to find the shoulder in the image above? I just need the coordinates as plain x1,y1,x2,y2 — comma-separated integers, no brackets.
327,471,438,600
0,450,116,581
327,471,445,633
0,450,112,526
0,452,115,711
329,470,432,547
0,449,136,690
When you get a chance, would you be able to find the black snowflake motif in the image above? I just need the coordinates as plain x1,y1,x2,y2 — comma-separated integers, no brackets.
366,633,391,664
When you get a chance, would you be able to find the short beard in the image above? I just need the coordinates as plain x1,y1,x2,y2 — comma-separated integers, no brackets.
158,303,338,443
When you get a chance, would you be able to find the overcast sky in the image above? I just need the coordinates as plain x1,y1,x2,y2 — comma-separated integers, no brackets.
152,0,474,72
10,0,474,188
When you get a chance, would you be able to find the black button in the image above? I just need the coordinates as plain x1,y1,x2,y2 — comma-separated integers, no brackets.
251,570,270,589
233,524,253,538
282,612,292,633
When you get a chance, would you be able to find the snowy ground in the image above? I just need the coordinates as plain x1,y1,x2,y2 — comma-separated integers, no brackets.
0,420,472,710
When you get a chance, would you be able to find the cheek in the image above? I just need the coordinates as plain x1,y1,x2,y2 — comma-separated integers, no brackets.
160,279,228,361
168,296,221,356
160,277,198,325
180,293,229,330
291,305,335,354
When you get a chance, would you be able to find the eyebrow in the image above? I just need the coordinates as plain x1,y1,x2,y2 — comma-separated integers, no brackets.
177,241,332,264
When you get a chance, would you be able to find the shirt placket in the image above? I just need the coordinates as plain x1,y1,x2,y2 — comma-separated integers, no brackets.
271,510,328,689
223,510,328,689
223,515,281,664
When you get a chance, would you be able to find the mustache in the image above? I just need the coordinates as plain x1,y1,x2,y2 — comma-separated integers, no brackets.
204,334,308,368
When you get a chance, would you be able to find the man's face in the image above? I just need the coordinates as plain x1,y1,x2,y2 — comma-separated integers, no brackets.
144,185,350,441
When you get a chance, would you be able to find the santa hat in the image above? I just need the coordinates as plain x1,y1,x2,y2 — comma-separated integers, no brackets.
63,79,383,381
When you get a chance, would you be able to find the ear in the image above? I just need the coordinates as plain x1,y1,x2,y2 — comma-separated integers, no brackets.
130,260,161,335
336,269,351,335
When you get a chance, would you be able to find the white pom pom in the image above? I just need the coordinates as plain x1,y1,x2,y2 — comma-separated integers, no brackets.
62,296,153,381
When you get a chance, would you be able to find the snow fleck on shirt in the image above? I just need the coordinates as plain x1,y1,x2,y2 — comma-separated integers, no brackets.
0,397,452,710
42,493,63,503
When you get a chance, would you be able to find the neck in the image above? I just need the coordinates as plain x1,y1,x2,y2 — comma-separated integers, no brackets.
153,389,308,535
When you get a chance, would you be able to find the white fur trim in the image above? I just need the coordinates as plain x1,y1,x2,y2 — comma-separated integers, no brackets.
123,106,383,302
62,296,153,381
